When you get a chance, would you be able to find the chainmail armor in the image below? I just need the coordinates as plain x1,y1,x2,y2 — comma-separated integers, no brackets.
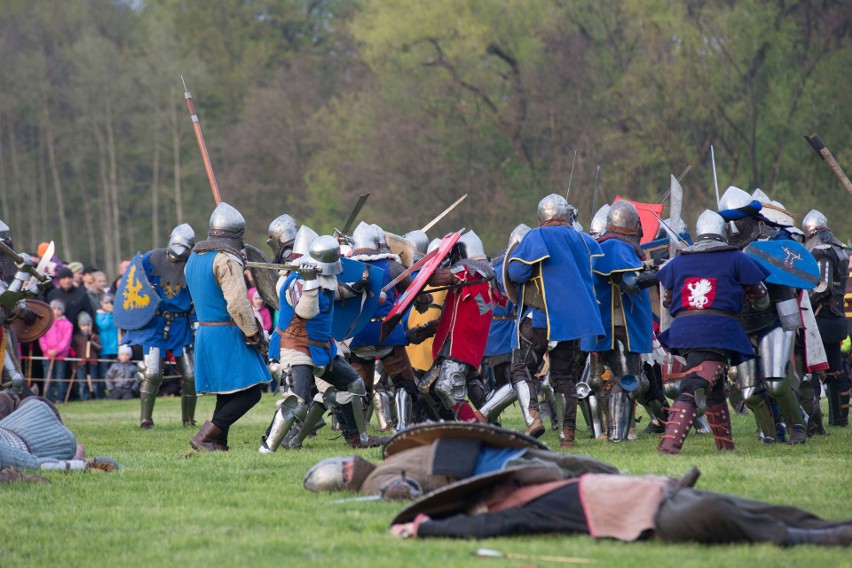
727,217,762,249
682,240,738,255
193,230,245,261
147,248,188,295
453,258,496,280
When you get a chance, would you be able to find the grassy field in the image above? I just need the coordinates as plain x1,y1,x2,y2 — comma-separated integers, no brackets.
2,394,851,568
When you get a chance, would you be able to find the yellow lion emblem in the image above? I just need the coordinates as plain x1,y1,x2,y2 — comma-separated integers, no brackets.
122,265,151,309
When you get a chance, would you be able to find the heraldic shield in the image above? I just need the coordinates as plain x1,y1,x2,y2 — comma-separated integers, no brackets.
113,252,161,330
332,257,384,341
744,240,819,290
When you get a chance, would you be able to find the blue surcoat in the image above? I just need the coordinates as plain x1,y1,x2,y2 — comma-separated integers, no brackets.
275,273,338,366
581,238,653,353
185,251,270,394
484,256,515,357
657,248,769,365
507,225,604,345
350,258,406,348
122,250,193,356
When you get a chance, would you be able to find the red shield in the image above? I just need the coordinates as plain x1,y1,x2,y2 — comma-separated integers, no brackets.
380,232,460,342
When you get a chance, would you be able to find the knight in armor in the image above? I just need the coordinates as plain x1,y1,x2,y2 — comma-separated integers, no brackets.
258,234,388,452
478,224,548,438
581,200,661,442
303,422,618,499
407,231,498,422
0,220,53,397
507,195,605,448
656,210,770,454
267,214,298,265
347,222,419,434
802,210,850,427
718,186,810,444
185,203,271,451
123,223,198,429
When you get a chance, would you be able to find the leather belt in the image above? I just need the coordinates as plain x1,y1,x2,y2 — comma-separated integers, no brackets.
492,315,515,321
275,327,330,349
675,309,736,319
198,321,235,326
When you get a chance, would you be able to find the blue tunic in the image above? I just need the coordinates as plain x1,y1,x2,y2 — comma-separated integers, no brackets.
483,256,515,357
184,251,270,394
122,250,193,356
657,248,769,365
581,238,653,353
350,258,407,348
275,273,338,366
507,226,604,345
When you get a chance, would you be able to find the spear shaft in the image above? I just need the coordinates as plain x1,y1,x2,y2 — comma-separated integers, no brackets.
181,76,222,205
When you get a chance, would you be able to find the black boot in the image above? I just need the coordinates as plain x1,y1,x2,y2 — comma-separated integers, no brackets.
783,525,852,547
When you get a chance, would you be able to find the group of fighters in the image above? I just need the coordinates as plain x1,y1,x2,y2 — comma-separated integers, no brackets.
1,179,847,459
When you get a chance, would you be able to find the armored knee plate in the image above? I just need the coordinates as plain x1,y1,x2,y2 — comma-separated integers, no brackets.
394,388,413,432
259,395,307,453
478,383,517,422
434,359,470,411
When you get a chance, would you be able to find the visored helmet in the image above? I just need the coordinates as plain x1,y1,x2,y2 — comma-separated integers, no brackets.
167,223,195,262
267,214,297,257
801,209,829,238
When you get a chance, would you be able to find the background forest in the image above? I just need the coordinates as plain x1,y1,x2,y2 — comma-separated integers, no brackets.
0,0,849,275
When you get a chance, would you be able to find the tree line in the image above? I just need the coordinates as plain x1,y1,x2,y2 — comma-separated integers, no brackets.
0,0,849,274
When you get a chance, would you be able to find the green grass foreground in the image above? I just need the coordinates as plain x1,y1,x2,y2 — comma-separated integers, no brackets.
2,395,851,568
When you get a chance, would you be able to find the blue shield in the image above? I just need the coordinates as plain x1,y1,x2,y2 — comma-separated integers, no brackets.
113,252,161,330
333,257,384,341
744,240,819,290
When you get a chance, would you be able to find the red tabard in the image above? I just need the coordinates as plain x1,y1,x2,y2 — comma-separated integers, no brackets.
431,267,497,367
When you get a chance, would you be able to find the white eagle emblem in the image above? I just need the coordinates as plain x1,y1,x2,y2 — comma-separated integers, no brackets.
685,278,713,309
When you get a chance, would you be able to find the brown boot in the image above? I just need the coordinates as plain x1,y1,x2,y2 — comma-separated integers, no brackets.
658,400,697,455
345,432,391,449
525,408,545,439
705,402,735,451
0,466,51,485
559,426,575,449
190,421,228,452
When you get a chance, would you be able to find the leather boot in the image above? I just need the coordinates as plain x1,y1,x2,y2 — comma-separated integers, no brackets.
559,426,574,449
705,401,735,451
190,420,228,452
525,408,545,439
658,399,697,455
783,525,852,547
344,431,390,449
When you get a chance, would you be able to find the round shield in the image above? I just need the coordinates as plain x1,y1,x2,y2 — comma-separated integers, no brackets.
246,243,280,311
391,465,564,524
385,233,415,268
502,240,544,310
383,421,548,459
10,299,54,342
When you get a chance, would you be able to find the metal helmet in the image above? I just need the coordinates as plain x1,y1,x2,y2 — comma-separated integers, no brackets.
656,217,688,239
302,455,376,493
0,219,10,242
404,230,429,254
536,194,573,224
718,186,752,211
292,225,319,260
695,210,727,242
266,214,297,256
606,201,641,233
589,205,610,237
208,202,245,235
306,235,343,275
802,209,829,237
751,188,770,203
167,223,196,262
351,221,379,251
507,224,531,250
426,238,442,254
372,224,390,252
456,230,487,259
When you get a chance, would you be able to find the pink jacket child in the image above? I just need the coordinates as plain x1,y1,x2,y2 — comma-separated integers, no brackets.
39,306,74,360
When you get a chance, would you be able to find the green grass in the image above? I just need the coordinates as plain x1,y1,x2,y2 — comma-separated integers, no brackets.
2,395,851,568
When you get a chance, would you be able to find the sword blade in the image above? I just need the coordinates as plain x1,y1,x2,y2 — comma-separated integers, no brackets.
341,193,371,236
35,241,55,276
421,194,467,234
649,211,687,250
566,149,578,198
711,145,720,209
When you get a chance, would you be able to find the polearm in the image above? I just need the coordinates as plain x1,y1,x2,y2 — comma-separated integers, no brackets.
804,134,852,197
566,148,578,199
181,76,222,205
